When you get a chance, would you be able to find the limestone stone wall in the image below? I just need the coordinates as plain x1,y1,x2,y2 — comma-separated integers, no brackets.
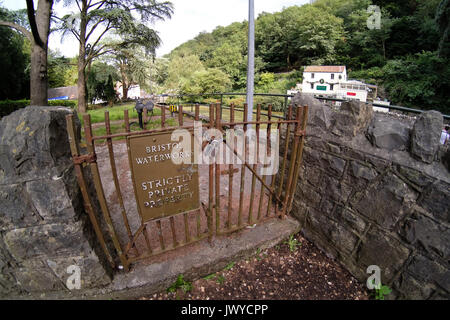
289,93,450,299
0,106,111,298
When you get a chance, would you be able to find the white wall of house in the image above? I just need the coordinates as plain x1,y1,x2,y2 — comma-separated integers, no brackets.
301,68,347,95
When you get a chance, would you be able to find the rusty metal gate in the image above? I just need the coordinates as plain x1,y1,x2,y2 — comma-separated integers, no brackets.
65,103,308,271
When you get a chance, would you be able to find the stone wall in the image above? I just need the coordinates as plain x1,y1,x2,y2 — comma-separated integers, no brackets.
289,93,450,299
0,106,111,298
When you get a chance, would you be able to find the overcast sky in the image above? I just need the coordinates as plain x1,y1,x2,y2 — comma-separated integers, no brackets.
2,0,309,57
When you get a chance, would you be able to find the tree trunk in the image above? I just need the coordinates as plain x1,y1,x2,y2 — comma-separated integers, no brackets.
120,62,129,100
77,0,88,114
30,0,53,105
30,43,48,105
77,60,87,113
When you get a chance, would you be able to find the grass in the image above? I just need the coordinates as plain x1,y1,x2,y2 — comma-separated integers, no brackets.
284,234,302,252
167,274,193,294
79,102,162,125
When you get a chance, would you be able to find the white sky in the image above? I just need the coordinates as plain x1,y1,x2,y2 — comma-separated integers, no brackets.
2,0,308,57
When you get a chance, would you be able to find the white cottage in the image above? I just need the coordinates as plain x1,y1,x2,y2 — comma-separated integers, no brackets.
300,65,374,103
301,66,347,95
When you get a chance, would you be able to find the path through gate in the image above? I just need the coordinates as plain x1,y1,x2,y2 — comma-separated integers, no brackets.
65,103,308,271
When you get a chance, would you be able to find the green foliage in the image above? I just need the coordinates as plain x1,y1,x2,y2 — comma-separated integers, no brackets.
370,278,392,300
0,99,77,118
381,51,450,113
0,7,30,100
284,235,302,252
223,262,235,271
87,62,119,104
48,50,77,89
167,274,192,293
215,274,225,285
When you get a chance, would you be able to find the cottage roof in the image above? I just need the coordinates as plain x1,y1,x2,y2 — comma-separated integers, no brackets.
304,66,346,73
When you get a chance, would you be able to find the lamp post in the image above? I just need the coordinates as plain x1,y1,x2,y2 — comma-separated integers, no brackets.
246,0,255,123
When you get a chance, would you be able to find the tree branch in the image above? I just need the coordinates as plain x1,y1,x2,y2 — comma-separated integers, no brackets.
85,17,105,41
26,0,44,48
0,20,33,41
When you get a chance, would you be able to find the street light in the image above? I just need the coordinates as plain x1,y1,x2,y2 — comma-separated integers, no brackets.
246,0,255,123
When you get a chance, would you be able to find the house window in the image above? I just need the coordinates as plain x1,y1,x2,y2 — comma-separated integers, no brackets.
339,75,342,80
310,83,314,89
330,84,334,91
331,74,335,80
311,73,315,79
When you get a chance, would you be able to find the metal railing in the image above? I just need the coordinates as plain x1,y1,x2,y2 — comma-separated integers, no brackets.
156,92,450,120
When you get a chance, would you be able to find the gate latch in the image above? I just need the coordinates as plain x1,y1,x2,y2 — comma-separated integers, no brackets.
73,153,97,165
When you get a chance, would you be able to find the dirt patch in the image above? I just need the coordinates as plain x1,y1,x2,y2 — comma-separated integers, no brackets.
139,232,370,300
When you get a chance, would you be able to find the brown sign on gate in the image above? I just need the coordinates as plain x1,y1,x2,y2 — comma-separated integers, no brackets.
127,131,200,222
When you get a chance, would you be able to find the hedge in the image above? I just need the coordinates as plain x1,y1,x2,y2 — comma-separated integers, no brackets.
0,99,78,118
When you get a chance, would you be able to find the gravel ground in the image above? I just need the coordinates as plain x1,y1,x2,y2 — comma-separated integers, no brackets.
139,233,370,300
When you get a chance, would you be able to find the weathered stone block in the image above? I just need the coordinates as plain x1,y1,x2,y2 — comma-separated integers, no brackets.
335,206,367,234
418,180,450,223
0,184,41,231
292,93,332,131
349,161,378,181
308,208,358,254
26,179,78,222
395,274,434,300
353,174,417,230
407,255,450,292
0,106,78,184
396,165,435,188
410,111,443,164
46,252,111,290
14,260,64,293
357,229,410,282
402,215,450,259
366,115,411,151
320,175,352,204
331,100,373,138
4,222,89,262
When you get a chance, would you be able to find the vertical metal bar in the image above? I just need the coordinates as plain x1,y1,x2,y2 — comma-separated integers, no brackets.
104,111,137,255
83,114,129,271
238,103,248,227
157,107,166,250
184,213,190,243
143,108,147,130
160,104,165,128
143,225,153,255
277,105,293,199
208,104,215,241
267,118,281,218
170,216,178,248
215,103,221,232
195,104,201,238
124,109,130,132
281,106,302,218
258,104,271,220
65,114,115,269
248,104,261,224
178,105,183,126
287,105,309,214
227,103,235,229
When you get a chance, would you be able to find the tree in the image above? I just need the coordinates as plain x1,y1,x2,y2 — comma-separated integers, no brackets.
107,44,149,100
436,0,450,58
86,61,118,104
0,0,53,105
55,0,173,113
0,8,30,100
181,68,231,96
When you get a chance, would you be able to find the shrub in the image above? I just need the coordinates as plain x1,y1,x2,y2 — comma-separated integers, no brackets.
0,99,78,118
